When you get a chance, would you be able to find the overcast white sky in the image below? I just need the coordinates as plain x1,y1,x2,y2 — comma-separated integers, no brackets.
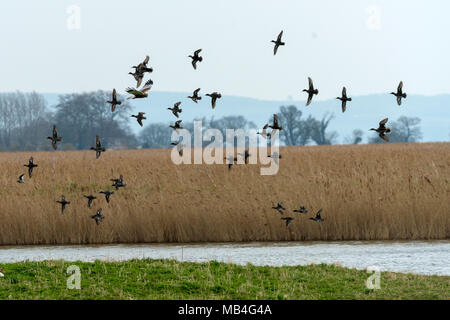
0,0,449,100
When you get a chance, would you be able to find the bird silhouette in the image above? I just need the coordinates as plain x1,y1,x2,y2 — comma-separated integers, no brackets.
224,155,238,170
257,124,271,139
131,112,147,127
187,88,202,103
126,79,153,99
310,209,324,222
391,81,407,106
170,120,183,131
336,87,352,113
271,30,285,55
281,217,294,227
47,125,62,150
111,175,126,190
293,205,308,214
176,143,185,157
132,55,153,75
238,150,251,164
90,135,106,159
205,92,222,109
189,49,203,70
272,202,286,214
107,88,122,112
24,157,38,178
83,194,97,208
128,71,144,88
17,174,25,184
370,118,391,142
302,77,319,106
100,190,114,203
167,102,182,118
56,195,70,214
91,208,105,225
268,152,282,165
268,114,283,131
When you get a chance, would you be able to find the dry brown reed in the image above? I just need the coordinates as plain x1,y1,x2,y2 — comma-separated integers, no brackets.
0,142,448,245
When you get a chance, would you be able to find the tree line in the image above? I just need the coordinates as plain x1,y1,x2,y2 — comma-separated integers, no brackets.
0,92,423,152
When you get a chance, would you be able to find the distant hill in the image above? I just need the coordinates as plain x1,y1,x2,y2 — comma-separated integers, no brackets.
41,91,450,143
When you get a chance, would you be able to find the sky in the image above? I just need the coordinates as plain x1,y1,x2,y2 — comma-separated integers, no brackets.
0,0,449,101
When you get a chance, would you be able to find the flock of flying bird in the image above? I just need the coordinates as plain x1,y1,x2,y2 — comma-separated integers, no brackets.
15,30,406,228
269,30,405,227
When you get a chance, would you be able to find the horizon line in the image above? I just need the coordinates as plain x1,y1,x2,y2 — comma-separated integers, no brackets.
0,90,450,103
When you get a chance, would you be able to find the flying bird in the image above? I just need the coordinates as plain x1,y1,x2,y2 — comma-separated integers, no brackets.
24,157,38,178
310,209,324,222
302,77,319,106
100,190,114,203
56,195,70,214
205,92,222,109
176,143,185,157
107,88,122,112
128,71,144,89
187,88,202,103
167,102,182,118
281,217,294,228
83,194,97,209
238,150,251,164
126,79,153,99
391,81,407,106
132,55,153,75
111,175,126,190
336,87,352,113
189,49,203,70
47,125,62,150
272,202,286,214
293,206,308,214
268,114,283,131
224,155,238,170
271,30,285,55
370,118,391,142
131,112,147,127
170,120,183,131
257,124,271,139
17,174,25,184
90,135,106,159
268,152,282,165
91,208,105,225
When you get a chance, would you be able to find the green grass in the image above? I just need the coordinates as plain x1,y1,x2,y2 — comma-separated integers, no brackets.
0,259,448,299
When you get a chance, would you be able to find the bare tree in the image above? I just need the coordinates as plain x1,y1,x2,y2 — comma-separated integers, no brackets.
0,91,51,151
139,115,258,149
209,115,256,133
310,113,338,145
394,116,423,142
53,91,137,150
344,129,364,145
140,123,173,148
207,115,256,147
274,105,311,146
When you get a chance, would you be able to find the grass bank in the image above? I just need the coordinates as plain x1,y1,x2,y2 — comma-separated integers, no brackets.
0,143,449,244
0,259,448,299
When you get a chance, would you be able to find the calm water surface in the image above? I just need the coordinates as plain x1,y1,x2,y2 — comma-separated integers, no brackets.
1,241,449,276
